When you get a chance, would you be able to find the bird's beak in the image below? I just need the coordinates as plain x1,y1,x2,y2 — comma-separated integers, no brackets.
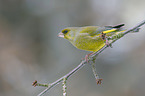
58,32,64,38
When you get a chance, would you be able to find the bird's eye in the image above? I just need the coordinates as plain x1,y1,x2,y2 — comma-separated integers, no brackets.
62,29,69,34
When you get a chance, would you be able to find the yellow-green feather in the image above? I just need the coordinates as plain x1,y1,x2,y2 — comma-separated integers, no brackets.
72,33,105,52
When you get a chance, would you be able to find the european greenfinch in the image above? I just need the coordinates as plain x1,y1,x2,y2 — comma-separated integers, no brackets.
58,24,125,52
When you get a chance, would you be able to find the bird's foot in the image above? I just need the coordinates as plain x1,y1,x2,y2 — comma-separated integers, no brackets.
100,32,112,48
82,52,93,63
100,32,106,40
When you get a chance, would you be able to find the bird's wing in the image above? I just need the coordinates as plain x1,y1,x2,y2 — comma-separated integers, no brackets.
79,24,125,36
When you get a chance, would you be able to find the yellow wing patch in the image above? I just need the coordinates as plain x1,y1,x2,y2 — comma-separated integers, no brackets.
103,29,116,34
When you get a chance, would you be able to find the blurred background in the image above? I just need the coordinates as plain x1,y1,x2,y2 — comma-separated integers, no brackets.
0,0,145,96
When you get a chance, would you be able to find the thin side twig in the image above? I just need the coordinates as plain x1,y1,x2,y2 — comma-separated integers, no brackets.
91,60,102,84
62,78,67,96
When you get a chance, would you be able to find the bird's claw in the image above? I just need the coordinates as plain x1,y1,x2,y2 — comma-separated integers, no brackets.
81,53,94,63
100,32,112,48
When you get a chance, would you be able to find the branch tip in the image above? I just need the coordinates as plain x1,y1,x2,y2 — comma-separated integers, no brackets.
96,78,103,85
32,80,37,87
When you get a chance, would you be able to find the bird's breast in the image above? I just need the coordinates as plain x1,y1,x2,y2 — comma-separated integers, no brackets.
72,35,105,52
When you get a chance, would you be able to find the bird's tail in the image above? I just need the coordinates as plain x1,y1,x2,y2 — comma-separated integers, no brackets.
112,24,125,28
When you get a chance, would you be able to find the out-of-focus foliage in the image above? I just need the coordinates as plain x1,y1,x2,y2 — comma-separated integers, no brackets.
0,0,145,96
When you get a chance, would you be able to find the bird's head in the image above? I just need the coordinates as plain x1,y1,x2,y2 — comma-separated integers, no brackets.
58,27,78,41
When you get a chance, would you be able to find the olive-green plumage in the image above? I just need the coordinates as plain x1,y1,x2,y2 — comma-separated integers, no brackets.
58,24,125,52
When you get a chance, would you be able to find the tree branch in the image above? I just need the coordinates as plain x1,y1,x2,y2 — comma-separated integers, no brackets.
33,20,145,96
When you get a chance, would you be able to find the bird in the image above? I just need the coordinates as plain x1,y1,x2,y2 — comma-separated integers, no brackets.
58,24,125,53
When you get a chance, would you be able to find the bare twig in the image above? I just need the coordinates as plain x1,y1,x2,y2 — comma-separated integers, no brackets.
33,20,145,96
37,61,86,96
91,60,102,84
62,78,67,96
